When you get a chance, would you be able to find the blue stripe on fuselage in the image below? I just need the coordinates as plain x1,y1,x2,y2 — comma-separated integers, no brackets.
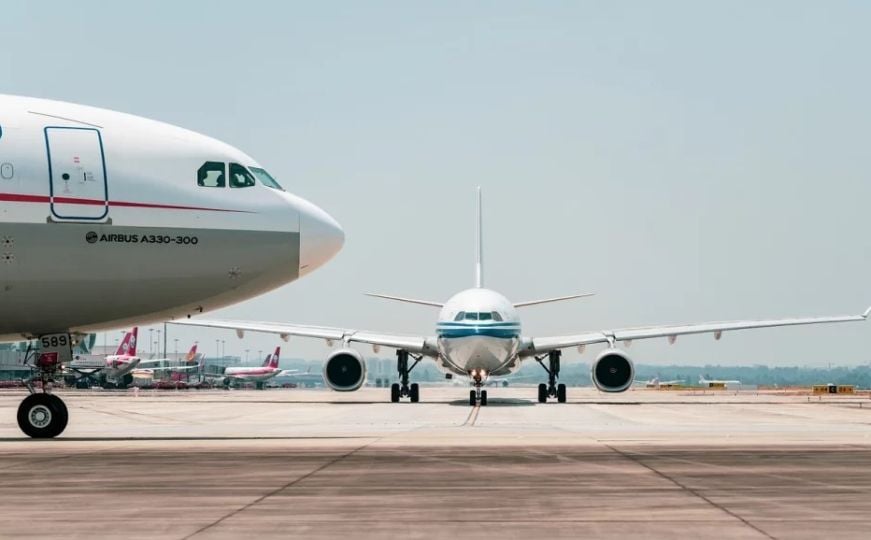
436,325,520,339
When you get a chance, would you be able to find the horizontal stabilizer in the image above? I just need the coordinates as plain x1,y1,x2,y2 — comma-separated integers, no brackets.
513,293,595,308
365,293,443,308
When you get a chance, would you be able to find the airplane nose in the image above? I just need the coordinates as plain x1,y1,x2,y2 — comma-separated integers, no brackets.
298,200,344,277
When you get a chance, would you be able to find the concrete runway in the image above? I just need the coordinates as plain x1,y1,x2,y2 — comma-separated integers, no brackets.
1,387,871,539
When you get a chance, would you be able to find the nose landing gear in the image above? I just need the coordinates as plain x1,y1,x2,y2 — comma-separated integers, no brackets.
17,334,73,438
390,350,422,403
469,370,488,406
535,350,567,403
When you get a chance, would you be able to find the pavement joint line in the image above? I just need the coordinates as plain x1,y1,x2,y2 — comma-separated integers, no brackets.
461,405,481,427
602,443,777,540
179,438,381,540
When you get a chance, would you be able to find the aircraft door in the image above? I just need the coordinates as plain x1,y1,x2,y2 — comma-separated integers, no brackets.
45,127,109,221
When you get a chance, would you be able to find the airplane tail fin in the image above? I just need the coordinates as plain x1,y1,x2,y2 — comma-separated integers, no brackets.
116,327,138,356
269,347,280,369
262,354,272,367
475,186,483,288
184,344,198,362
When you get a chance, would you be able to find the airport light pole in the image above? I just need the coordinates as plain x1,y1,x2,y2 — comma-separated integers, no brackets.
221,340,226,358
156,329,161,358
245,349,249,363
215,339,220,359
149,328,154,355
174,338,178,360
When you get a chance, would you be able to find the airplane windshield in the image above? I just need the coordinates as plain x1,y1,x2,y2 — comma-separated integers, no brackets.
249,167,284,191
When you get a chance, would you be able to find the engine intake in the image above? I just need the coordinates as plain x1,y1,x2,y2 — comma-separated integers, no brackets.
591,349,634,393
323,349,366,392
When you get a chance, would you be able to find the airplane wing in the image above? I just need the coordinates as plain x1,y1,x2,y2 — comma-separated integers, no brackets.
170,319,437,355
524,306,871,355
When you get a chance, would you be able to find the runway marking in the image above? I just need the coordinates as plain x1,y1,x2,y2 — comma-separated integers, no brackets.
462,405,480,426
180,439,379,540
603,443,776,540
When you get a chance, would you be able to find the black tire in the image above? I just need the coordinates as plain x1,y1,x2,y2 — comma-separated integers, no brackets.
557,383,567,403
48,394,69,434
480,390,488,406
469,390,477,406
390,383,401,403
121,374,134,388
17,394,66,438
537,383,547,403
409,383,420,403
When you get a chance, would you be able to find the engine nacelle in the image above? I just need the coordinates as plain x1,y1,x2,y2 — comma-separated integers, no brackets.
323,349,367,392
591,348,634,393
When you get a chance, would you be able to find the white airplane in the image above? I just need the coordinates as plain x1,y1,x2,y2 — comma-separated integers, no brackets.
133,343,204,376
642,377,685,388
175,188,870,406
221,346,284,389
0,94,344,437
699,375,742,388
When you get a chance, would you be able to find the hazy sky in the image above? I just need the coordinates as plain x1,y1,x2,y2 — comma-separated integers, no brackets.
4,1,870,366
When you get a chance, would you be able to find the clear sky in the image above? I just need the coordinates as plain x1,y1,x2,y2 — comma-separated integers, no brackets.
3,1,870,366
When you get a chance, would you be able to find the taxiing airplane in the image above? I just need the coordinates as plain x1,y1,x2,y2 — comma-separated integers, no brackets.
0,95,344,437
222,347,284,389
643,377,685,388
175,188,870,407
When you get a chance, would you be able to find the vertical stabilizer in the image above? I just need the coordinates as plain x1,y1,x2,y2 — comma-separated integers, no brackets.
475,187,483,288
116,327,138,356
269,347,281,369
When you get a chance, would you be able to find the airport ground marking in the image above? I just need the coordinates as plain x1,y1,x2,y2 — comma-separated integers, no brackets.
602,443,776,540
180,438,379,540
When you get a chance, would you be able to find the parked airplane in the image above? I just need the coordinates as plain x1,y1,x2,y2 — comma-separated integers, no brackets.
175,188,870,406
222,347,284,389
133,343,204,376
642,377,685,388
699,375,742,388
0,94,344,437
67,327,141,387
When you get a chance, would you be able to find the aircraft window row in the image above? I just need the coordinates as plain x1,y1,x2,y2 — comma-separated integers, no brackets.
197,162,284,190
453,311,505,322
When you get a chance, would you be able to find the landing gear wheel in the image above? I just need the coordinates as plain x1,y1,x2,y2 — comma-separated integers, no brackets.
480,390,488,406
538,383,547,403
557,383,567,403
390,383,401,403
409,383,420,403
469,390,477,406
17,394,67,438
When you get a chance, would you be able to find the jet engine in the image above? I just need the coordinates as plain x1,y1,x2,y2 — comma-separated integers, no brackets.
591,348,634,392
323,349,367,391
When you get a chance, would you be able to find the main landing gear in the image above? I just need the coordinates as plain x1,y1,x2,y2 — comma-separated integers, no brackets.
390,350,421,403
469,370,487,406
18,336,71,438
535,350,567,404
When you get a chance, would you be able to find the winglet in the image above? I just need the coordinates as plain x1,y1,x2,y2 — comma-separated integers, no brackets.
863,305,871,319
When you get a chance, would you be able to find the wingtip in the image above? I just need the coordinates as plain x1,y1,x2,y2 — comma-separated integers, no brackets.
863,305,871,319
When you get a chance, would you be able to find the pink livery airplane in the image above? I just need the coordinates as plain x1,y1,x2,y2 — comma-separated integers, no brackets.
68,327,141,387
221,347,287,389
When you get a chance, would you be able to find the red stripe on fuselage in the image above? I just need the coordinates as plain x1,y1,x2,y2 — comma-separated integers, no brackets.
0,193,250,213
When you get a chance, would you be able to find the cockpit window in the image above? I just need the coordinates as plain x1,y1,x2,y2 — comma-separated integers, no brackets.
492,311,504,322
454,311,465,321
478,312,492,321
229,163,257,188
250,167,284,190
197,161,225,187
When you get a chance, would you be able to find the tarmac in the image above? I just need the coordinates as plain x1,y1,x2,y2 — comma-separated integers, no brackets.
1,386,871,539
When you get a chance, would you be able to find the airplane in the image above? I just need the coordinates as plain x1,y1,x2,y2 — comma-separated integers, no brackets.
0,94,344,437
67,327,141,388
641,377,685,388
132,343,204,376
174,188,871,407
221,346,284,389
699,375,742,389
